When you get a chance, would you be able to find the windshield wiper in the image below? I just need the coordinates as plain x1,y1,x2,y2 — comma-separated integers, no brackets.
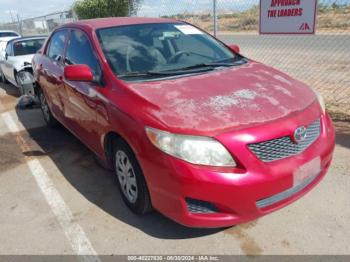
118,71,172,78
118,69,208,78
117,62,237,79
167,62,234,72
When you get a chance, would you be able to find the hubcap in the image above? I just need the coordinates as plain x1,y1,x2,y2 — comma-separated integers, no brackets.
115,150,138,204
40,93,50,122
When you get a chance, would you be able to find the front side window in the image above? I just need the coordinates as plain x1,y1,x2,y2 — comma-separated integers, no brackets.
96,23,243,81
13,39,45,56
65,29,99,75
47,30,68,60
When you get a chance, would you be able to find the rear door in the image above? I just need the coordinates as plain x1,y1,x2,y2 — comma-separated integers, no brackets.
39,29,68,123
61,28,103,152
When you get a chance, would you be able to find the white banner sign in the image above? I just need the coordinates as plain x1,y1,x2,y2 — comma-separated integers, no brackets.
259,0,317,34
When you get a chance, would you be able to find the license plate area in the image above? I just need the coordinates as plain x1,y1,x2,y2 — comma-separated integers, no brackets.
293,157,321,186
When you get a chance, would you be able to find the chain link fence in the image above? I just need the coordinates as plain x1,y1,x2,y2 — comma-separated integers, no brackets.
0,0,349,118
0,11,75,36
139,0,350,118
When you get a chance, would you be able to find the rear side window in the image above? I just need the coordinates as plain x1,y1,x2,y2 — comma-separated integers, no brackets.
65,29,99,75
13,39,45,56
47,30,68,60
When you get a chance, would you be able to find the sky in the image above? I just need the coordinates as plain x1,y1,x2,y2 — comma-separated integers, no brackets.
0,0,75,22
1,0,350,23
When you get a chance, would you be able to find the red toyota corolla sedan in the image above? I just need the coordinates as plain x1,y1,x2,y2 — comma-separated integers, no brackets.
32,17,335,228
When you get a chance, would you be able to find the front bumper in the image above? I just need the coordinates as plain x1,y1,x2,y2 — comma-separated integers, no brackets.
138,106,335,228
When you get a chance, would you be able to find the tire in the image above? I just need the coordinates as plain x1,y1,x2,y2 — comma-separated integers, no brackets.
113,138,152,215
38,88,59,128
0,69,8,84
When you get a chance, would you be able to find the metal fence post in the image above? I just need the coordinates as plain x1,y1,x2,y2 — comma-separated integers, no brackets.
16,14,23,36
128,0,132,16
213,0,218,37
44,16,49,34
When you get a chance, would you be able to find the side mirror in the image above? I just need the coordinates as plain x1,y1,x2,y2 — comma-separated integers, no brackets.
5,52,8,60
64,64,94,82
229,44,240,54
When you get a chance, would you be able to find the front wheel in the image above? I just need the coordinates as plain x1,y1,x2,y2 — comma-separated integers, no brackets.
38,88,58,128
114,139,152,215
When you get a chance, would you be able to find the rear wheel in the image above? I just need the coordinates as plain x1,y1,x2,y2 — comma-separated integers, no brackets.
113,138,152,215
38,88,58,127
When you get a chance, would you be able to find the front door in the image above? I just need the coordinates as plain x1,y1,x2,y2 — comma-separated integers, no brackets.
61,29,103,153
2,43,15,83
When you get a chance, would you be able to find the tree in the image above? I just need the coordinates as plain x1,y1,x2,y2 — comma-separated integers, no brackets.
73,0,142,20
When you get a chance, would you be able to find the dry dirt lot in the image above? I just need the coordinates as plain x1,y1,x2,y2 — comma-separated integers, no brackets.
0,80,350,257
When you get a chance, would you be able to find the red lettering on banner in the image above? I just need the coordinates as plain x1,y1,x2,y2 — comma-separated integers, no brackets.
268,0,303,18
267,8,303,18
271,0,301,7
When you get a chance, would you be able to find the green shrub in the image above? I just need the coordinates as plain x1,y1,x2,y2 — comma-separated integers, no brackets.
73,0,142,19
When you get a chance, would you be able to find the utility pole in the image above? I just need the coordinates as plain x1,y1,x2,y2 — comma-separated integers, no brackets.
9,11,15,23
16,13,23,36
128,0,133,16
213,0,218,37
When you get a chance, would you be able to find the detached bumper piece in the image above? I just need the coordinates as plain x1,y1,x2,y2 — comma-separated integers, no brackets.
17,70,35,96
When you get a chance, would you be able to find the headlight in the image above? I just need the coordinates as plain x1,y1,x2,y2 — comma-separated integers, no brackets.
145,127,236,167
315,91,326,114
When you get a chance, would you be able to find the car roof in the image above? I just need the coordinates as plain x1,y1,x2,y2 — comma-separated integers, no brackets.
60,17,180,31
7,36,47,44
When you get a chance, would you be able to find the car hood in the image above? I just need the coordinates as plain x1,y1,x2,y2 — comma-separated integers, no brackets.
127,61,317,135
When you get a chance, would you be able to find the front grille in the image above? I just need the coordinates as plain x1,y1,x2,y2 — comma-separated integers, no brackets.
186,198,218,213
248,119,321,162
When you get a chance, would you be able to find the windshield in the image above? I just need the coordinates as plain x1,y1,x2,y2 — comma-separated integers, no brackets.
0,32,19,37
96,23,243,81
13,39,45,56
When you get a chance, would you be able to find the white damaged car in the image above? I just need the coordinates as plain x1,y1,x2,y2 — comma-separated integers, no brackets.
0,36,46,95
